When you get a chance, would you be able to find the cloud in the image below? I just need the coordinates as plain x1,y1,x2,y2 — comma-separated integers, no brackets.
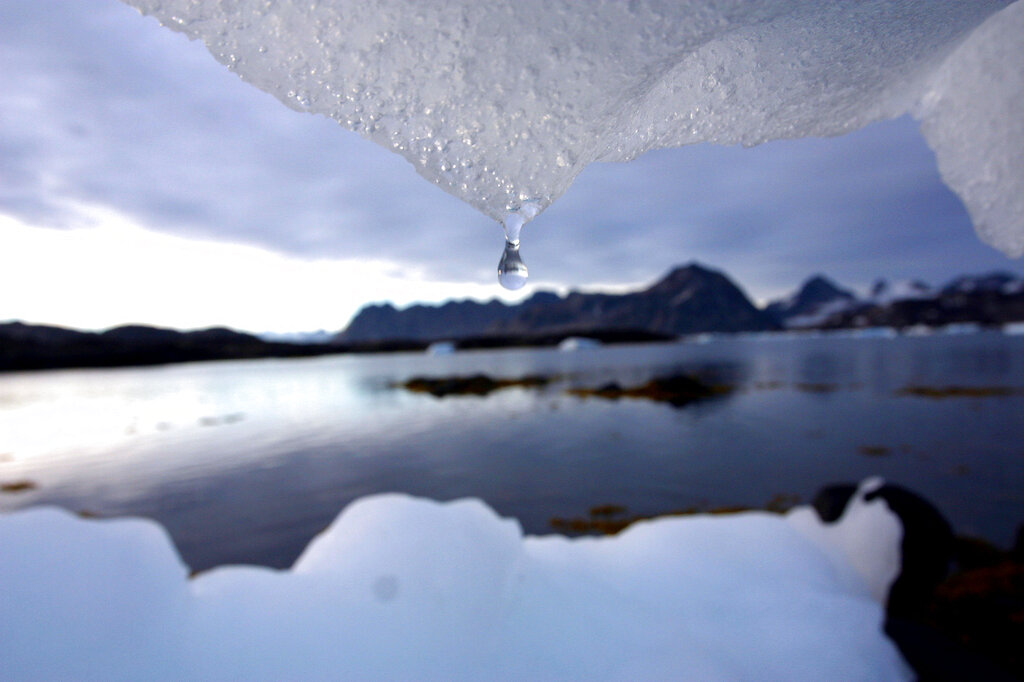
1,0,1022,319
532,117,1021,299
0,0,492,274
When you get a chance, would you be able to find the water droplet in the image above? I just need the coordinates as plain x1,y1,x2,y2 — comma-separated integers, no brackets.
498,240,528,290
495,200,541,290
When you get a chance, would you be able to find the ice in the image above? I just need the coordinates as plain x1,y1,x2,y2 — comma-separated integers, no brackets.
496,200,538,288
915,1,1024,257
1,484,911,680
120,0,1022,255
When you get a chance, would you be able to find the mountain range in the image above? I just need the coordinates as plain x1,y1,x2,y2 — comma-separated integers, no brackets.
770,272,1024,330
0,323,350,372
4,263,1023,372
338,263,779,343
337,263,1024,343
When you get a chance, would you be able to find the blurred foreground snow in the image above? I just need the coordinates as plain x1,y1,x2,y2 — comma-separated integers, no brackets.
0,480,909,680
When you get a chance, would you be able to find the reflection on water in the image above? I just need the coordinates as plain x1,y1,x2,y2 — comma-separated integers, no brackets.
2,332,1023,571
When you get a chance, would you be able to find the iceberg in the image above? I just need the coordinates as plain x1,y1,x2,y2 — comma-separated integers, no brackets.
120,0,1023,256
0,480,911,680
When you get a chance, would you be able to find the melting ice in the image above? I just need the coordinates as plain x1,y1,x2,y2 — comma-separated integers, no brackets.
122,0,1024,259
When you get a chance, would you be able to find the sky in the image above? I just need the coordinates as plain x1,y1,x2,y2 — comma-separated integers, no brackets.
1,0,1022,334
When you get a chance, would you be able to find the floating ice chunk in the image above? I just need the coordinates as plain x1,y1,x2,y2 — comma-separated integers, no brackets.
0,491,911,680
120,0,1020,254
426,340,456,355
558,336,602,351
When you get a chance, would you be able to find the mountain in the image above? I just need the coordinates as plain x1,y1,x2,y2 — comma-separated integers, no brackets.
868,279,935,305
491,263,777,337
816,272,1024,330
0,322,346,373
941,271,1022,296
765,275,858,328
336,292,561,343
7,268,1023,373
337,262,779,343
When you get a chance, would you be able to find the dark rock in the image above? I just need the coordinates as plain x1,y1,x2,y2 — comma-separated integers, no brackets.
883,617,1018,682
0,480,37,493
811,484,858,523
810,482,1022,680
864,484,954,618
401,374,549,397
813,482,954,617
567,373,725,408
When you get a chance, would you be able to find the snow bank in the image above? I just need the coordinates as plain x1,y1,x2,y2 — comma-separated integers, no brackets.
1,481,910,680
120,0,1022,255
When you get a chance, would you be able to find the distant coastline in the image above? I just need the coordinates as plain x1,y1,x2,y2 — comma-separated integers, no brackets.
4,263,1023,373
0,321,675,373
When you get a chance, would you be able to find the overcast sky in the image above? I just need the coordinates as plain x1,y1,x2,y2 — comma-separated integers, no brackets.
2,0,1022,333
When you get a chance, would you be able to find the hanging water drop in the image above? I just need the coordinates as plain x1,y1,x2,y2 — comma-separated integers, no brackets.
496,200,540,290
497,240,528,290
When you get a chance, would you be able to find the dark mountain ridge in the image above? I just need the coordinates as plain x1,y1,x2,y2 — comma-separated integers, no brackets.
0,322,351,373
339,292,560,343
765,275,857,325
337,263,779,343
767,272,1024,330
4,266,1024,373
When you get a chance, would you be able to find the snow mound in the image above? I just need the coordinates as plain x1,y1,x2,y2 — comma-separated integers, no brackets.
120,0,1022,255
1,483,910,680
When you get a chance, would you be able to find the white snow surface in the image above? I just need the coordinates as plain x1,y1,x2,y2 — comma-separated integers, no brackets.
119,0,1023,254
0,480,910,680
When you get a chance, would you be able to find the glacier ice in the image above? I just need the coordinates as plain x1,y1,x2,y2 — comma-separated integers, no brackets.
119,0,1022,256
0,482,911,680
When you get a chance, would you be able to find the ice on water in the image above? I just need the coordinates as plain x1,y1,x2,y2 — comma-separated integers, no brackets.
122,0,1023,256
0,481,911,680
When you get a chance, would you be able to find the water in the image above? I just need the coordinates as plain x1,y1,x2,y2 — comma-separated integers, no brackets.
497,241,528,290
1,332,1023,571
497,201,538,289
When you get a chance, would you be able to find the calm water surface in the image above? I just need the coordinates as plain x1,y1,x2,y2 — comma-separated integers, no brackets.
1,332,1022,570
